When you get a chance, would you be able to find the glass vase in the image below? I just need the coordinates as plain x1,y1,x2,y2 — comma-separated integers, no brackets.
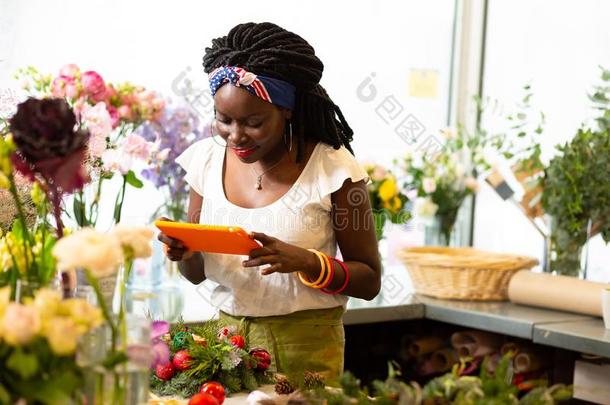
125,242,184,322
547,216,591,278
78,314,151,405
423,211,464,247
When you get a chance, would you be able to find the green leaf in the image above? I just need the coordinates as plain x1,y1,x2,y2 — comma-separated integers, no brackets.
7,348,39,379
102,351,129,370
125,170,143,189
72,198,88,227
0,383,10,404
30,370,81,405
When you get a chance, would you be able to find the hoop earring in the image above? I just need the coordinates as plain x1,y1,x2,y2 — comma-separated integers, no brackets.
284,121,293,152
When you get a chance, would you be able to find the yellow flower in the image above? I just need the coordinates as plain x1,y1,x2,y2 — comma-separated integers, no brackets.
30,182,45,206
32,288,62,319
0,232,31,273
378,177,398,202
392,196,402,213
0,286,9,315
43,317,79,355
0,173,9,189
59,298,103,334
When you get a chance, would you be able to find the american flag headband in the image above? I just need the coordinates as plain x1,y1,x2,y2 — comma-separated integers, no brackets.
208,66,296,110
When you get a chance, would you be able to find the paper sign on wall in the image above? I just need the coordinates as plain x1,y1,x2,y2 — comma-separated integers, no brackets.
408,69,439,99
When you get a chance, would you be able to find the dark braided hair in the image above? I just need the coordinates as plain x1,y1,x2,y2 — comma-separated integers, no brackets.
203,22,354,162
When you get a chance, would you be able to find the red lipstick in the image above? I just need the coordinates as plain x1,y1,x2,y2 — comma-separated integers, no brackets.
231,145,258,158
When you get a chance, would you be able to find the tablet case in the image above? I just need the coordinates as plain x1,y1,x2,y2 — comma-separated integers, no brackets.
155,220,261,255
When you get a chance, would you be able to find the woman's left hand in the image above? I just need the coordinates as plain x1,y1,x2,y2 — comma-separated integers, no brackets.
242,232,318,276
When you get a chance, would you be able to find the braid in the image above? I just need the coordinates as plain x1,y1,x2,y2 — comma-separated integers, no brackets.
203,22,354,162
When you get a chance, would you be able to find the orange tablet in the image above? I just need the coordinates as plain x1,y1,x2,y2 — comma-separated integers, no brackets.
155,220,261,255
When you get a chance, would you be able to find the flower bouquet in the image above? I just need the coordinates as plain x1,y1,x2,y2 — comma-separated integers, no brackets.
14,64,166,228
0,287,102,404
0,98,107,403
363,164,411,240
150,320,272,400
399,128,480,246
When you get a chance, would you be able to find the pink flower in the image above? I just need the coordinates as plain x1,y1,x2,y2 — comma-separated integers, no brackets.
107,105,120,128
72,98,87,120
59,64,80,79
123,133,152,160
81,71,107,102
81,102,112,140
51,76,73,98
105,83,118,100
1,303,41,346
102,148,132,175
88,133,107,158
118,105,133,120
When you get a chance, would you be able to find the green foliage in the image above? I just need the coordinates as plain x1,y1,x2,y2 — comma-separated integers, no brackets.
0,338,83,404
542,129,610,276
540,68,610,276
300,355,571,405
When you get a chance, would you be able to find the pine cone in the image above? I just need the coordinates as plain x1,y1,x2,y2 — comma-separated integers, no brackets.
274,375,296,395
302,371,325,390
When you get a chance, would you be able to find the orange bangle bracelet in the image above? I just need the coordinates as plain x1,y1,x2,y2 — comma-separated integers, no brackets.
298,249,327,288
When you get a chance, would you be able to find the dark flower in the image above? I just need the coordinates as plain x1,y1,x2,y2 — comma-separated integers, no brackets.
9,97,88,162
8,98,90,193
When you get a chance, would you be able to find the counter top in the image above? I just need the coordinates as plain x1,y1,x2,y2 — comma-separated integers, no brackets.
176,264,609,358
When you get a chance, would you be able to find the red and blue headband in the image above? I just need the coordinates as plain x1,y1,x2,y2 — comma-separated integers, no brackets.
208,66,296,111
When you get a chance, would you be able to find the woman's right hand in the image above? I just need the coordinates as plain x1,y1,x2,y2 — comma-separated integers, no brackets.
157,217,195,262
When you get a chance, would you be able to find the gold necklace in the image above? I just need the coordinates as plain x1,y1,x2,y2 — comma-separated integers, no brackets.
251,152,288,190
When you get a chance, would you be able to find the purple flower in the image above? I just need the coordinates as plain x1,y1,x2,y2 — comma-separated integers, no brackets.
151,320,170,368
137,103,210,219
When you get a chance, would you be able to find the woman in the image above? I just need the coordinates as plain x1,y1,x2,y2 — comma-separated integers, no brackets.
159,22,381,380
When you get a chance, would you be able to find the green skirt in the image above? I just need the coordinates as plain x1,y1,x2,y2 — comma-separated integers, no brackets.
219,306,345,381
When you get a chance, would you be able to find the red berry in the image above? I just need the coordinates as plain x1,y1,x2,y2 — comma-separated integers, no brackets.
172,350,192,371
155,362,175,380
229,335,245,349
188,393,219,405
250,348,271,371
200,382,225,404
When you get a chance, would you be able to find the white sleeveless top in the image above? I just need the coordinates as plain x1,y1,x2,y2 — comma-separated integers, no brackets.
176,136,369,317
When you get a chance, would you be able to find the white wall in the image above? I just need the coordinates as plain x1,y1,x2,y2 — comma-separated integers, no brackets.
474,0,610,280
0,0,458,317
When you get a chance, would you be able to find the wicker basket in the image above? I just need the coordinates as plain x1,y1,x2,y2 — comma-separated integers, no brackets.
398,247,538,301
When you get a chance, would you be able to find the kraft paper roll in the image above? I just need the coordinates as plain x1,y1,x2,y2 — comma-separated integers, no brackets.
508,270,609,317
451,330,502,357
514,351,550,373
431,348,458,373
409,336,445,357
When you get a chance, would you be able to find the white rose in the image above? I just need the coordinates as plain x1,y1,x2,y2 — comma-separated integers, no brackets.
415,197,439,219
52,228,123,277
1,303,41,345
422,177,437,194
110,225,154,258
